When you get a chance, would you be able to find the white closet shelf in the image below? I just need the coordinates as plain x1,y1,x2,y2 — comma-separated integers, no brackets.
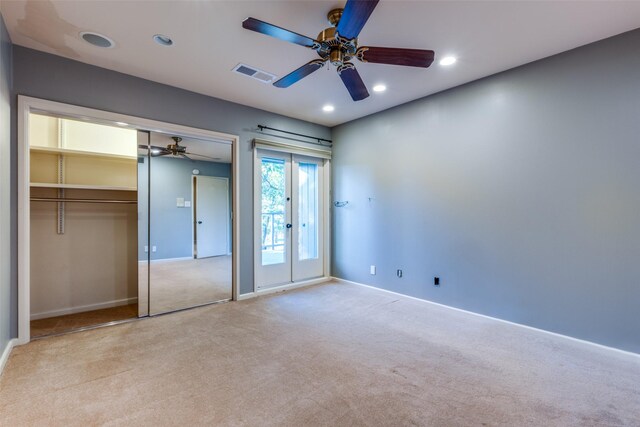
30,183,137,191
30,146,137,161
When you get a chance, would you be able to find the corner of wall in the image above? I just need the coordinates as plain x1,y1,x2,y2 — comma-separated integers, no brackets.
0,10,16,364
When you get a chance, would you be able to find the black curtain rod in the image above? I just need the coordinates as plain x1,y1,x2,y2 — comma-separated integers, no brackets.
257,125,333,145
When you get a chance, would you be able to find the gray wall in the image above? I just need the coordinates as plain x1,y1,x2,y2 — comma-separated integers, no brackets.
11,46,330,303
138,156,232,261
331,29,640,354
0,14,13,358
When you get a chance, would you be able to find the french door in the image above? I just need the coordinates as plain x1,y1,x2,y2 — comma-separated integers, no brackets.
255,150,325,289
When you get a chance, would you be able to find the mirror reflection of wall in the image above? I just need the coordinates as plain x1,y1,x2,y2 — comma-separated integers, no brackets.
143,133,232,315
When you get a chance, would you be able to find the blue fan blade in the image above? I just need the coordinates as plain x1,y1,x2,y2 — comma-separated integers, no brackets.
336,0,380,40
243,17,318,49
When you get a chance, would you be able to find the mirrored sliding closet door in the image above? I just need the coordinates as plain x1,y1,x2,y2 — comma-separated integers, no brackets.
143,132,233,315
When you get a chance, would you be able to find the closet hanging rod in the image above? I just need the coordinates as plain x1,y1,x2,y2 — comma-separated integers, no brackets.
30,197,137,204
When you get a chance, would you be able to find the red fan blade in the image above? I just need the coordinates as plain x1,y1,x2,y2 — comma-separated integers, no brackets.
356,46,435,68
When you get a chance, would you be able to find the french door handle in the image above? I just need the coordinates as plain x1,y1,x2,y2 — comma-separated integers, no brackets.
197,221,203,224
286,223,292,229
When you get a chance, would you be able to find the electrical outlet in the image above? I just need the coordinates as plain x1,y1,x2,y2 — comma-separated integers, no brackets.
397,269,403,278
434,277,440,286
370,265,376,275
152,246,157,252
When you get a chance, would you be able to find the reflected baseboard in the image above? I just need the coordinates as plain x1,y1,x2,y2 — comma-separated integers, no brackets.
138,256,194,264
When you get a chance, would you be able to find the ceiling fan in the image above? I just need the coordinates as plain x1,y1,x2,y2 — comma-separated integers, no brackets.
242,0,435,101
139,137,221,161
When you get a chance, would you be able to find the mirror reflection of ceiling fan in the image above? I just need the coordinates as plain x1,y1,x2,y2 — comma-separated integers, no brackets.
242,0,435,101
139,137,221,161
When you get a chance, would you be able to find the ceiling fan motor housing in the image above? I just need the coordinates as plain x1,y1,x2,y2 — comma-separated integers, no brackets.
327,8,343,26
317,9,356,67
168,136,187,155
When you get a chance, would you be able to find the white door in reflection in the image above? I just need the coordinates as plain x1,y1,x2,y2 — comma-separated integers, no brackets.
255,151,324,289
195,176,229,258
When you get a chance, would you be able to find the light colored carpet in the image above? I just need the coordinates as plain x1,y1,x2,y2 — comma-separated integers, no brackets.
142,255,232,314
1,281,639,426
30,304,138,338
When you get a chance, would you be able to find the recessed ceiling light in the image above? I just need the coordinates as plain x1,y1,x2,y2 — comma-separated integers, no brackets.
153,34,174,46
439,56,457,66
373,84,386,93
115,121,128,126
322,105,335,112
80,31,115,48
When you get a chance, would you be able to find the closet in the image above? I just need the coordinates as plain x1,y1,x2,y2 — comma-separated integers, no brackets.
29,113,139,337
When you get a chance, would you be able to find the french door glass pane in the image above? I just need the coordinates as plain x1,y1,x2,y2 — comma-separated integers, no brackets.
298,162,318,260
261,158,286,265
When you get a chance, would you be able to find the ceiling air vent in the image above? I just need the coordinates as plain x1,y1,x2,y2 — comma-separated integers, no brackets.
232,63,276,84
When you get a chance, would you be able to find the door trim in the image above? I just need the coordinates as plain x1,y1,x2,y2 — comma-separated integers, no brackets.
17,95,241,345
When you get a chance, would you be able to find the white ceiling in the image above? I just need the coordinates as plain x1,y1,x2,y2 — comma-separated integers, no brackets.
2,1,640,127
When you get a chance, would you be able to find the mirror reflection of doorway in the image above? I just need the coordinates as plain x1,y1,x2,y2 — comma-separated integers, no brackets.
142,132,232,315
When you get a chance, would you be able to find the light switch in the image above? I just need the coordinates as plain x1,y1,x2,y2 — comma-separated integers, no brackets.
152,246,157,252
184,201,191,208
176,197,185,207
144,245,148,253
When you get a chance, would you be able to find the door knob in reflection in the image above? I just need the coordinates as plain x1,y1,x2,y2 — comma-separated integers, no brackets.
286,223,292,229
197,221,203,224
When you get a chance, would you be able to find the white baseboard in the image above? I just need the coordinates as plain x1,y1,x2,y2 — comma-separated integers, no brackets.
30,297,138,320
237,292,255,301
0,338,17,377
332,277,640,359
239,277,331,300
144,257,193,264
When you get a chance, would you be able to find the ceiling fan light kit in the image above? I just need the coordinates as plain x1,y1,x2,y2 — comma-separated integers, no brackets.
242,0,435,102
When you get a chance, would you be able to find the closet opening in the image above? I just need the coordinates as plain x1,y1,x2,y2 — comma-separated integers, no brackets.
18,96,240,343
29,113,139,337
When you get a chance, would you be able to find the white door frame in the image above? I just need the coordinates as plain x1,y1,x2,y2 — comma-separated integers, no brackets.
253,148,331,295
17,95,241,345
